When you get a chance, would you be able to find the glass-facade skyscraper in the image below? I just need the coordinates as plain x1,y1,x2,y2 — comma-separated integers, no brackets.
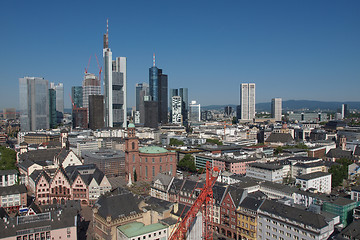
49,89,57,128
19,77,49,131
71,86,83,108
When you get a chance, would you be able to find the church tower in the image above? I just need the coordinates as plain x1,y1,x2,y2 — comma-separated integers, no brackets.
125,123,139,184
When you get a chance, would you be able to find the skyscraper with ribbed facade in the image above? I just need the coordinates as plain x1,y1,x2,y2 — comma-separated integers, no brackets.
240,83,255,120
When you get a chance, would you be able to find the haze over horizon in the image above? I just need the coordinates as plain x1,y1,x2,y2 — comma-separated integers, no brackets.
1,0,359,110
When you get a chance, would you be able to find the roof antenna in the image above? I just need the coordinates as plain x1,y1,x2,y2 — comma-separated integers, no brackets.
153,53,156,67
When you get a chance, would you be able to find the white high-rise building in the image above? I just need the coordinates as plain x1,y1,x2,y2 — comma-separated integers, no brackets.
240,83,255,120
172,96,182,124
271,98,282,121
189,100,201,123
103,20,127,128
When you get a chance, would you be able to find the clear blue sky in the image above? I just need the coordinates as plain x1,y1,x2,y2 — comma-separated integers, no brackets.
0,0,359,110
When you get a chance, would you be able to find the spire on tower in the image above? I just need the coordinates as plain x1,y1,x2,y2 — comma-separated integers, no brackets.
107,18,109,34
153,53,155,67
103,19,109,49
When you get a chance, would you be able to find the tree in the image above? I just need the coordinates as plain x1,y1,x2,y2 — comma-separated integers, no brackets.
170,138,184,146
177,154,197,173
206,139,223,145
0,146,17,170
328,158,353,187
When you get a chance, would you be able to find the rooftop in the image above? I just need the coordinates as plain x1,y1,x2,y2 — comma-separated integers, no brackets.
118,222,167,238
296,171,331,180
139,146,168,154
249,162,283,170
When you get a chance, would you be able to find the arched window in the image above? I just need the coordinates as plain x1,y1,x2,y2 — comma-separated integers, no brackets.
132,142,135,150
132,155,135,163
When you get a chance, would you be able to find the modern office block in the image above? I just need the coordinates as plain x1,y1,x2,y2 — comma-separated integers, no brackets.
50,82,64,124
89,95,104,130
172,96,182,124
271,98,282,121
144,101,158,128
72,107,88,129
19,77,49,131
136,83,149,111
179,88,188,123
49,89,57,128
240,83,255,120
103,21,127,128
148,55,168,125
71,86,83,108
342,104,348,119
82,73,101,110
189,101,201,123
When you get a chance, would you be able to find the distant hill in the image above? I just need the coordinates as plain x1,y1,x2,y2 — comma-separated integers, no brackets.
203,100,360,112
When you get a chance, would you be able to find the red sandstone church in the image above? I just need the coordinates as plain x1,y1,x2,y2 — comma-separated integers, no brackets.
125,123,177,183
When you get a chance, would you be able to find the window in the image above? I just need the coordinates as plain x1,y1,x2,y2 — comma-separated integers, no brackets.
160,157,162,163
152,166,155,176
145,158,148,162
160,166,162,172
170,156,173,162
145,166,148,178
152,158,155,163
132,142,135,149
133,155,135,163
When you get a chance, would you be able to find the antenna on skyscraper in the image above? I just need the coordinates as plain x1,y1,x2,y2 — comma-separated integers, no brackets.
107,18,109,34
153,53,156,67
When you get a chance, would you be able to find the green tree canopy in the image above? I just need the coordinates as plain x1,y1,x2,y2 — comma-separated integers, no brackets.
177,154,197,173
170,138,184,146
0,146,17,170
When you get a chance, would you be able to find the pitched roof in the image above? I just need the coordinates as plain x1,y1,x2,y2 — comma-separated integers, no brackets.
239,197,264,211
19,149,61,163
95,192,142,220
249,162,283,170
226,185,246,208
296,171,331,180
340,219,360,239
354,146,360,156
0,184,27,196
168,178,184,195
265,133,294,143
326,148,352,158
153,173,173,187
260,200,328,229
0,169,18,176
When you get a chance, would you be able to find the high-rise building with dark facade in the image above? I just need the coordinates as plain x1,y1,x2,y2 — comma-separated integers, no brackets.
49,89,57,128
72,108,88,129
135,83,149,111
71,86,83,108
50,82,64,124
144,101,158,128
19,77,49,131
148,55,168,125
89,95,104,130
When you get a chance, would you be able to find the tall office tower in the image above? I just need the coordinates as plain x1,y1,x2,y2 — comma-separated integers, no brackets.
149,54,168,124
19,77,49,131
144,100,158,128
49,89,57,128
50,82,64,124
341,104,348,119
179,88,188,124
89,95,104,130
271,98,282,122
172,96,182,124
82,73,101,110
169,89,178,108
136,83,149,111
103,20,127,128
240,83,256,120
189,101,201,123
71,86,83,108
72,108,88,129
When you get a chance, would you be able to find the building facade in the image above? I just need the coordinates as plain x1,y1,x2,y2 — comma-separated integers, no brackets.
171,96,182,124
89,95,105,130
19,77,49,131
50,82,64,123
240,83,255,120
271,98,282,122
189,101,201,123
125,124,177,183
295,172,332,194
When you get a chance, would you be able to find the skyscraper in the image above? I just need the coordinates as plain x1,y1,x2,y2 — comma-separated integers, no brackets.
50,82,64,124
19,77,49,131
82,73,101,110
179,88,188,124
271,98,282,122
189,101,201,123
171,96,182,124
71,86,83,108
49,88,57,128
136,83,149,111
148,54,168,124
240,83,255,120
103,20,127,128
89,95,104,130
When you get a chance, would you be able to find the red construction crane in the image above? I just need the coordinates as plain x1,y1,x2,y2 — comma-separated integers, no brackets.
85,55,92,74
169,162,219,240
94,53,102,85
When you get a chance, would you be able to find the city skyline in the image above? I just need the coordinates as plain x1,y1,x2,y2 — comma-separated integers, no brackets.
1,1,360,110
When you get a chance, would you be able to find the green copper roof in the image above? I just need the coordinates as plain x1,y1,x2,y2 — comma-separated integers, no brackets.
117,222,167,237
128,123,135,128
139,146,168,154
